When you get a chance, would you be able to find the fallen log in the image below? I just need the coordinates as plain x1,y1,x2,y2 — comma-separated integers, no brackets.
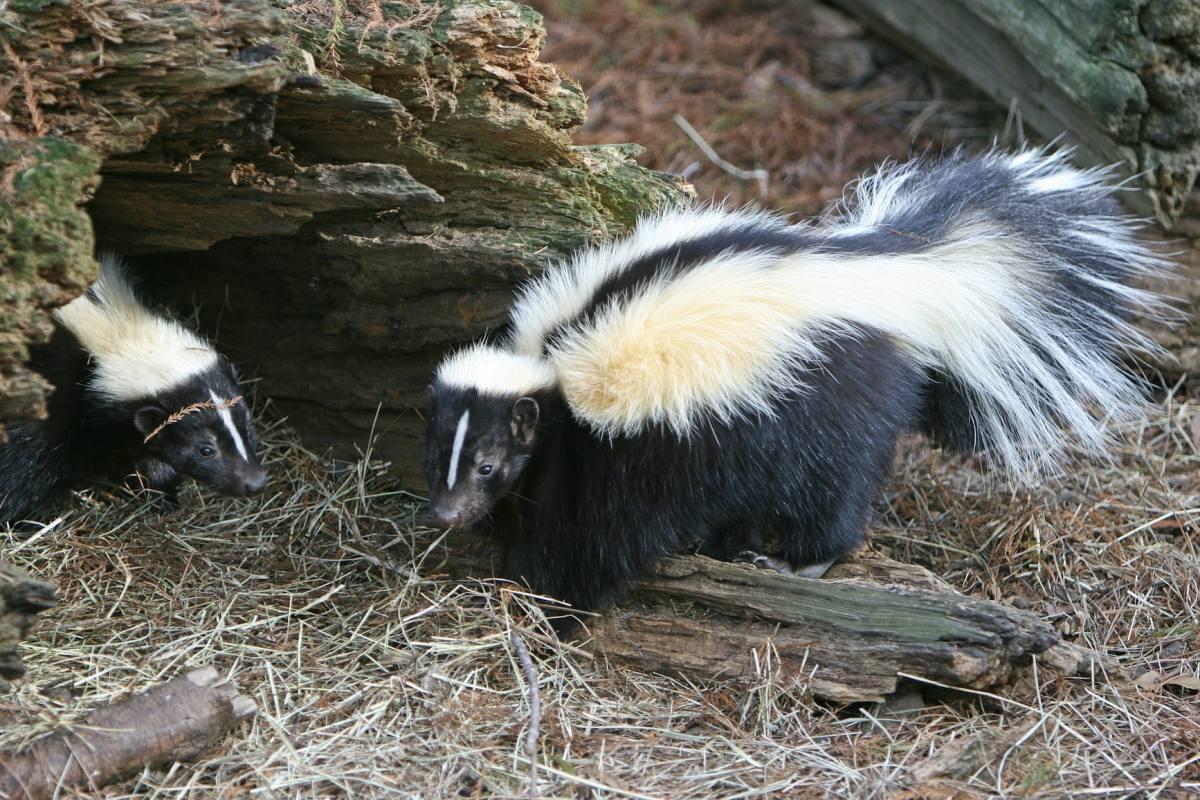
0,562,56,691
437,529,1117,703
0,666,256,800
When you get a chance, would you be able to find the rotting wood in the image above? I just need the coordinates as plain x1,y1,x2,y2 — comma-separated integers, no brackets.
0,1,690,480
437,529,1119,704
0,0,290,433
0,561,56,692
0,666,256,800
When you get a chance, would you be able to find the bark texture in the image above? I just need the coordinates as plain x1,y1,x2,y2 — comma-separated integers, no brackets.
0,0,291,434
0,0,689,481
439,530,1115,704
0,562,56,692
0,666,256,799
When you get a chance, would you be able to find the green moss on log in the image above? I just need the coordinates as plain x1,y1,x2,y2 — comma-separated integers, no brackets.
0,139,100,431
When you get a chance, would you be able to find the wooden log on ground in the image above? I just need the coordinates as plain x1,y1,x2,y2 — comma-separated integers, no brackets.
0,562,56,691
438,529,1117,703
0,666,256,799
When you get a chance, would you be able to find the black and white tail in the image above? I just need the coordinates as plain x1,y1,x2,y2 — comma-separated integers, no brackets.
822,147,1172,476
499,146,1172,479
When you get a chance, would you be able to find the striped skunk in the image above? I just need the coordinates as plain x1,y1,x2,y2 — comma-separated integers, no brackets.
423,148,1171,626
0,255,267,525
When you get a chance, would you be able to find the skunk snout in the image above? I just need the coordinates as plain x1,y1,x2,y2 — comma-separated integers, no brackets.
242,468,268,496
431,506,466,528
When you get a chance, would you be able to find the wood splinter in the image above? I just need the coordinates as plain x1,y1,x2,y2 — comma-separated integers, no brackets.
0,666,257,800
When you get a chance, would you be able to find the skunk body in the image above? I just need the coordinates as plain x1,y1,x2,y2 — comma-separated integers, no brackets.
0,256,267,525
424,148,1170,621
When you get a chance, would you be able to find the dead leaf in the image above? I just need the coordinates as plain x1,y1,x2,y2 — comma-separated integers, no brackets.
1134,670,1164,690
1161,675,1200,693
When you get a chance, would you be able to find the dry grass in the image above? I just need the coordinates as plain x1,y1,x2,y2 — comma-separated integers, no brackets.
2,1,1197,797
0,390,1197,798
537,0,1006,216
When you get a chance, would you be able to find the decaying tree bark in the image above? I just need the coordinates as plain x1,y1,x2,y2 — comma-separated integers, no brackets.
0,0,291,436
0,666,256,799
438,530,1116,704
0,0,689,481
0,562,56,691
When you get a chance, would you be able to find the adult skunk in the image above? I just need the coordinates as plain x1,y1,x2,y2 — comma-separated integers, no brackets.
0,255,267,525
423,148,1171,624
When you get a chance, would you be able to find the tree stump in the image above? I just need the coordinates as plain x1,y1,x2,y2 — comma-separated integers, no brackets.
0,0,690,482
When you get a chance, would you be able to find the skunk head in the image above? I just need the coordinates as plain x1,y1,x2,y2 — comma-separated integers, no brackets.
132,359,267,497
424,345,555,528
54,254,268,499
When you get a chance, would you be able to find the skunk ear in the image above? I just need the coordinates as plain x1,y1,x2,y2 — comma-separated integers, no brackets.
511,397,540,447
134,405,167,438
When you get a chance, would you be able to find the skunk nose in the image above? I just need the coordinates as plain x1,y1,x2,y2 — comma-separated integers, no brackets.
432,507,463,528
243,470,268,495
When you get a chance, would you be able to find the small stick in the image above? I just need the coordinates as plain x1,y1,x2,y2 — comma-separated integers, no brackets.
0,666,257,799
509,628,541,798
673,113,769,197
143,395,243,444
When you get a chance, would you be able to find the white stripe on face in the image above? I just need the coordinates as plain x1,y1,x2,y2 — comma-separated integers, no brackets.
447,410,470,490
210,390,250,462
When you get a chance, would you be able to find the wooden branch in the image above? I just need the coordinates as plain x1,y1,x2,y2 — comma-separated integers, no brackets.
0,666,256,800
0,562,56,691
438,530,1117,703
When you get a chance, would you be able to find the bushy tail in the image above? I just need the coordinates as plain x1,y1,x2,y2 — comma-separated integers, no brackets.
824,146,1172,477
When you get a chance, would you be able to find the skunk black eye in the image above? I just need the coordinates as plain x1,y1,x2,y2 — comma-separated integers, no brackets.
199,445,216,458
477,464,494,477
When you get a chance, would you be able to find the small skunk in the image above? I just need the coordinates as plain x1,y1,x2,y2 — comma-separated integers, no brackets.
423,148,1171,624
0,255,267,525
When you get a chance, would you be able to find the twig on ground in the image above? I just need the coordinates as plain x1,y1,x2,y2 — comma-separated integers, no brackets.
673,113,769,197
0,666,256,799
509,627,541,799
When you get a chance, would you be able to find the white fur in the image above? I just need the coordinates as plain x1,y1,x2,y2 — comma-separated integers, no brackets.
549,218,1160,476
211,389,249,462
510,149,1166,478
436,343,555,396
53,254,218,402
437,148,1168,479
509,206,788,357
447,410,470,489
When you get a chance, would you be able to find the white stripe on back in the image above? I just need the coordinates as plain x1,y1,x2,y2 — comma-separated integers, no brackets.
210,390,250,462
447,410,470,489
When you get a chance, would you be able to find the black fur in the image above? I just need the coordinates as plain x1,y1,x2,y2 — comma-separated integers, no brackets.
425,151,1163,629
0,310,266,526
427,331,922,626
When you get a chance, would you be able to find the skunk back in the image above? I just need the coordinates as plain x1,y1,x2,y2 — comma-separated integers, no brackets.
496,147,1169,478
